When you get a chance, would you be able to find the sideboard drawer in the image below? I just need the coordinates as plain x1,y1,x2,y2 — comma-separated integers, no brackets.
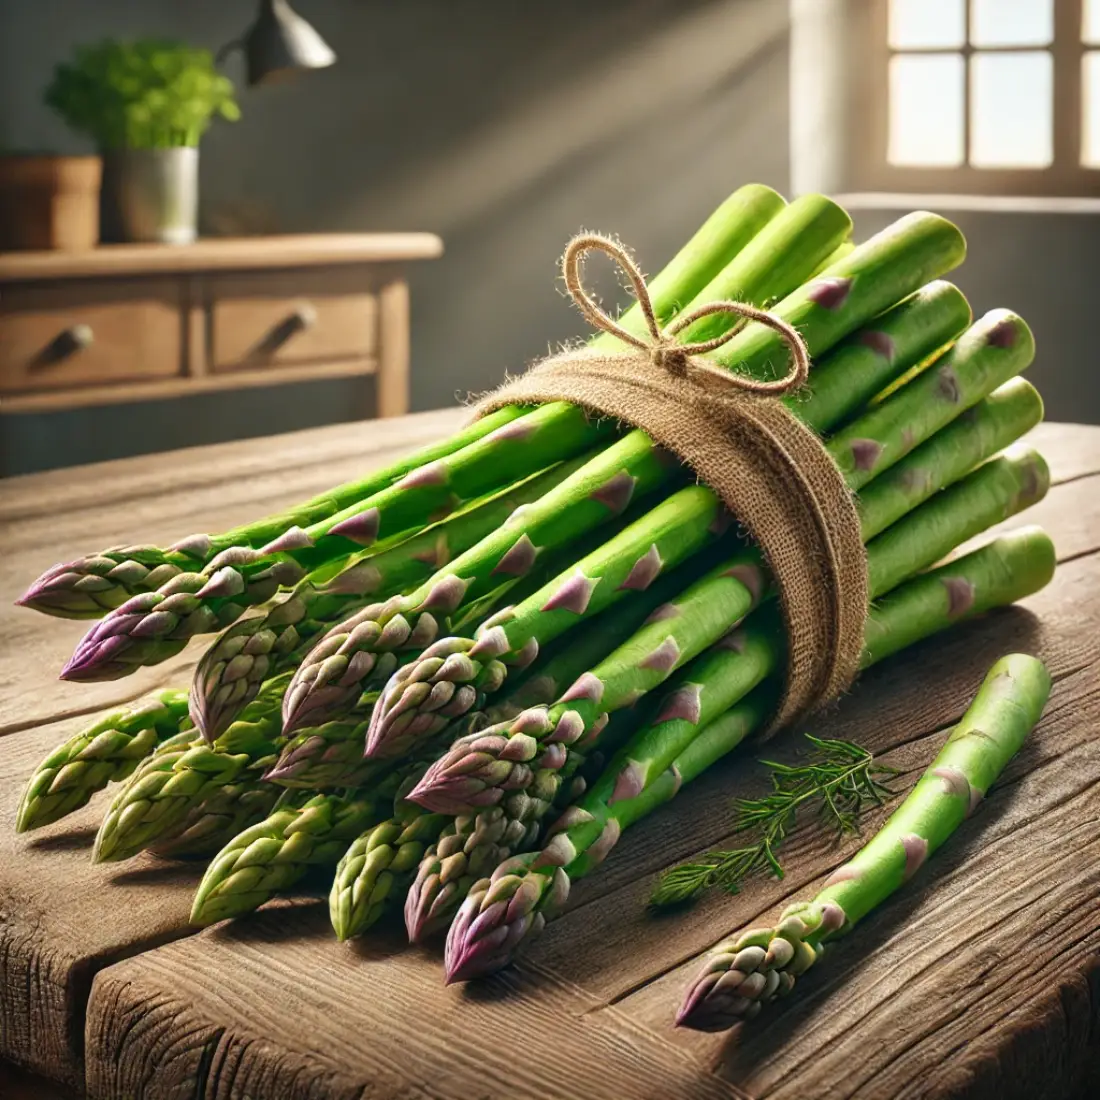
0,279,183,394
207,269,378,372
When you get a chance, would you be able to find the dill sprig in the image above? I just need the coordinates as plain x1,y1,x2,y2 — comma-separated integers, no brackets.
651,735,897,907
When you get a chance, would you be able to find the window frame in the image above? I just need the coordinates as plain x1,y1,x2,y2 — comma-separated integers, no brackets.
853,0,1100,196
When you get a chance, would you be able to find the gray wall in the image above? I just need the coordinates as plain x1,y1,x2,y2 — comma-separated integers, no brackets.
0,0,791,474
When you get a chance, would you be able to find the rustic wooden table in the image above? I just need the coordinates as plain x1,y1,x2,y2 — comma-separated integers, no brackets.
2,411,1099,1100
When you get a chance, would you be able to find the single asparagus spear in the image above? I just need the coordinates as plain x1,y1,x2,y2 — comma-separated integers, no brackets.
149,780,283,859
91,674,291,863
190,455,595,740
15,406,526,619
410,442,1048,815
190,783,404,926
281,237,968,734
676,653,1051,1030
404,783,553,943
379,313,1036,767
329,804,449,940
16,689,191,832
443,533,1056,981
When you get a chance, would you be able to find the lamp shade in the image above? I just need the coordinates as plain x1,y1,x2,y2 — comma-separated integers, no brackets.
230,0,336,86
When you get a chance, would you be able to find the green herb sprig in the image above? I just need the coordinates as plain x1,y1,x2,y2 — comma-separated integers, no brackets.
651,735,897,907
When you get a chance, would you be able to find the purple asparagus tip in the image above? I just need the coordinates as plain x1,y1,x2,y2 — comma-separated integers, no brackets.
443,858,566,983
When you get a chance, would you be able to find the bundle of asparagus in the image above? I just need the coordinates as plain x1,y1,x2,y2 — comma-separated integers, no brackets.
14,184,1055,1017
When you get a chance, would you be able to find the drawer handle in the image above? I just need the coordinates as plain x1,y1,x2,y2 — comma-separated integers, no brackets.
289,303,318,331
256,303,317,355
57,324,95,354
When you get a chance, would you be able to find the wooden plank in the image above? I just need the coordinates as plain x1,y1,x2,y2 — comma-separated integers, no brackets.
84,904,744,1100
0,713,198,1089
0,234,444,281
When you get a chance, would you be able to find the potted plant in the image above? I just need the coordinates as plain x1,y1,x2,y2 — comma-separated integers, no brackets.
45,39,240,245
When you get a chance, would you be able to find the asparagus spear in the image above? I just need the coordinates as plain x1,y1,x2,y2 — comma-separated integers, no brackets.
15,406,526,619
404,786,551,943
149,780,282,859
15,690,191,832
189,456,596,740
329,804,448,940
190,789,393,926
281,227,968,735
264,557,695,793
857,377,1042,541
443,530,1056,981
378,310,1036,765
91,674,291,862
676,653,1051,1030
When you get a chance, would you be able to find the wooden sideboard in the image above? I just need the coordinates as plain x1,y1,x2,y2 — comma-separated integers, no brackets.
0,233,442,417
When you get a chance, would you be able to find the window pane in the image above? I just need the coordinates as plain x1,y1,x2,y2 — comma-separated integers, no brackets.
970,52,1053,167
889,54,965,166
971,0,1053,47
889,0,965,49
1086,0,1100,46
1084,52,1100,165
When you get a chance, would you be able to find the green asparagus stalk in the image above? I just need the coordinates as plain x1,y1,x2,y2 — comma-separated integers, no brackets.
148,780,282,859
91,674,291,862
281,230,968,735
16,689,191,832
404,778,556,942
410,441,1048,815
380,310,1036,768
190,785,399,926
857,377,1042,541
189,456,597,740
15,406,526,619
330,805,448,940
675,653,1051,1030
443,531,1056,981
708,211,965,382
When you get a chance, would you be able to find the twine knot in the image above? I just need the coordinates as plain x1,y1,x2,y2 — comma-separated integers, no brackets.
561,233,810,397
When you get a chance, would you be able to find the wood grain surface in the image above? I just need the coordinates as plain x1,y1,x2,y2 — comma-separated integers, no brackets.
0,234,444,281
0,416,1098,1099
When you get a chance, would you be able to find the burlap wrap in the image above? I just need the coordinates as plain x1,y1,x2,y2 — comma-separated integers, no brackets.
472,234,868,734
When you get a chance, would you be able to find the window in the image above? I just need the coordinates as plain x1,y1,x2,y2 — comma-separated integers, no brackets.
853,0,1100,195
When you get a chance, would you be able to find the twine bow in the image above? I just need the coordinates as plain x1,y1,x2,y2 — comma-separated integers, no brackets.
474,230,869,738
562,233,810,396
